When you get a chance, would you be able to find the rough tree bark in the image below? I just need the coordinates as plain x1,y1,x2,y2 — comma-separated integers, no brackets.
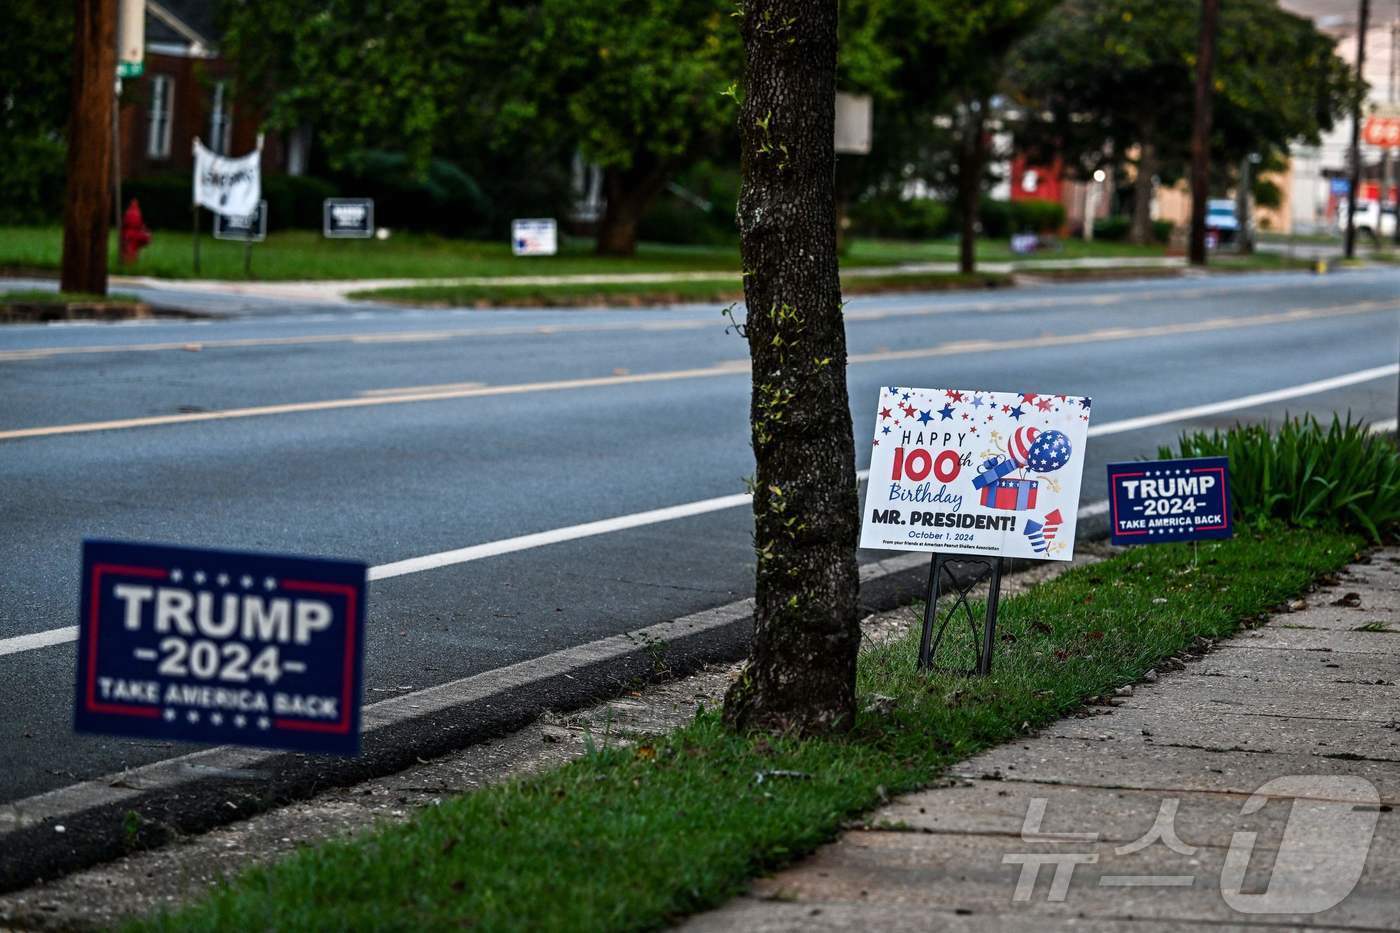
61,0,117,296
595,158,670,256
1129,137,1156,246
1188,0,1219,266
721,0,861,736
956,99,987,275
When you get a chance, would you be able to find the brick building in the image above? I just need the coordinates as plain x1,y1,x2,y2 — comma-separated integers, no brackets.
117,0,305,181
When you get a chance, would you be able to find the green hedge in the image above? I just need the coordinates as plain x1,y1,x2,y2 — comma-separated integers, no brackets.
123,174,337,231
847,196,953,239
1093,215,1174,243
0,137,67,225
849,196,1066,241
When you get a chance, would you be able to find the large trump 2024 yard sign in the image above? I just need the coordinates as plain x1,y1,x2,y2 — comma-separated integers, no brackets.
859,388,1092,561
75,541,367,756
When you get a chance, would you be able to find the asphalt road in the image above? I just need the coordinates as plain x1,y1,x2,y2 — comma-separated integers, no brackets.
2,269,1398,802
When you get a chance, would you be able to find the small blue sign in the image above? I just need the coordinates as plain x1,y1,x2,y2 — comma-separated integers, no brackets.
75,540,367,756
1330,178,1351,197
1106,457,1232,545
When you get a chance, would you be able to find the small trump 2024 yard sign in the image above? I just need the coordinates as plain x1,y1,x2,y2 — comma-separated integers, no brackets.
1106,456,1232,545
75,540,367,756
859,388,1092,561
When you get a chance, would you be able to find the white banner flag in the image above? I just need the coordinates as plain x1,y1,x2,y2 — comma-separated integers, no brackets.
193,139,261,217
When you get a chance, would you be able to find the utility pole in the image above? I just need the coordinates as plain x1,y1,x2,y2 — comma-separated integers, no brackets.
1189,0,1220,266
1345,0,1371,260
61,0,118,296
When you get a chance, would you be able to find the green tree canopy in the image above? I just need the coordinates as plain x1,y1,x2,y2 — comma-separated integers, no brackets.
1007,0,1360,242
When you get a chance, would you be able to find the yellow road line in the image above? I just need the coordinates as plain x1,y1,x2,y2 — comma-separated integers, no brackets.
1,299,1394,443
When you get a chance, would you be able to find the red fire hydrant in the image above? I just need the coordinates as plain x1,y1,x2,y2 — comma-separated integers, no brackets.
120,199,152,265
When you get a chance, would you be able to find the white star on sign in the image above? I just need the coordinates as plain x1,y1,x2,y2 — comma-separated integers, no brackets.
193,571,206,585
241,575,254,589
170,569,183,582
217,573,230,586
163,709,176,721
257,717,270,730
187,710,200,723
234,714,247,728
210,712,223,725
264,577,277,590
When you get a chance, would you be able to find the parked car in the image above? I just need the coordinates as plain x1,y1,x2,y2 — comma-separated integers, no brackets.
1205,199,1239,246
1336,199,1398,242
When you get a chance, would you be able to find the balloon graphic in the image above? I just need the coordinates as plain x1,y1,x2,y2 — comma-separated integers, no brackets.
1007,426,1040,467
1025,429,1072,473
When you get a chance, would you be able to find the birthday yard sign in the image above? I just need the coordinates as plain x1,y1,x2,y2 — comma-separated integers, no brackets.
859,388,1092,561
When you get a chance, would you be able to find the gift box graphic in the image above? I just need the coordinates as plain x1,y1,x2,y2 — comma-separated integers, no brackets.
980,477,1038,511
972,455,1018,491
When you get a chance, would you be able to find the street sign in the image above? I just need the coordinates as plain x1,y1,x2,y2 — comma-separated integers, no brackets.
212,200,267,241
323,198,375,239
117,61,144,79
1106,456,1232,545
1330,177,1351,196
859,388,1092,561
834,92,873,155
512,218,558,256
75,540,368,756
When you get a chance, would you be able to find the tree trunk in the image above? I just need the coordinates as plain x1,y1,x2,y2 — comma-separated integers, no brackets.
1129,138,1156,246
1343,0,1370,260
722,0,860,737
1188,0,1219,266
61,0,117,296
595,160,668,256
956,101,987,275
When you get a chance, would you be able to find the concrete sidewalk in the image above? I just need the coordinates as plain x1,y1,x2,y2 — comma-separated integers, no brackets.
686,548,1400,931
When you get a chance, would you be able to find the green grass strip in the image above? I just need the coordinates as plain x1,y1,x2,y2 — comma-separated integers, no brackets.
135,527,1360,932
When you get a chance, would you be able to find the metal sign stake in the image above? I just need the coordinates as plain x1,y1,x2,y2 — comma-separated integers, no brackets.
917,553,1005,676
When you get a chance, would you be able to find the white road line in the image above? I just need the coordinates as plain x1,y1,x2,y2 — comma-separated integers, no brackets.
1,363,1395,659
0,625,79,658
1086,364,1399,438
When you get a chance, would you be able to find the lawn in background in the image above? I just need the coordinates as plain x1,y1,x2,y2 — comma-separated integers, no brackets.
1,225,1171,283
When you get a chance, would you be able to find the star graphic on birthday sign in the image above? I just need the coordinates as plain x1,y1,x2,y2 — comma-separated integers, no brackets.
938,404,955,420
971,395,984,409
881,425,891,434
1008,405,1025,420
902,403,917,418
1020,393,1038,404
917,410,933,425
1079,397,1092,409
1036,398,1053,412
946,390,964,402
1001,404,1012,414
888,386,900,394
880,407,893,420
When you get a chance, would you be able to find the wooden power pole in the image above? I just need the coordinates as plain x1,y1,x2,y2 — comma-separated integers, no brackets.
1344,0,1371,261
61,0,118,296
1188,0,1219,266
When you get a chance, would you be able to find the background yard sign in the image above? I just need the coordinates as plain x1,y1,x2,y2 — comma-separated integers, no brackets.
512,218,558,256
1107,456,1232,545
212,200,267,242
859,388,1092,561
75,540,368,756
323,198,375,238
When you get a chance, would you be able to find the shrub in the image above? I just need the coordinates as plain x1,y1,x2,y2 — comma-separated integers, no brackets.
1093,215,1131,241
1164,415,1400,542
637,162,739,245
123,173,336,231
330,150,494,237
847,195,952,239
1009,199,1066,233
0,136,67,224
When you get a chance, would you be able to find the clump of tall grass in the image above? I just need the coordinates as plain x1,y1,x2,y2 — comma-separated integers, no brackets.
1165,414,1399,542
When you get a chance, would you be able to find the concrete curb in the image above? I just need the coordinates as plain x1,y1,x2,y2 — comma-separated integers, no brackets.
0,550,957,894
